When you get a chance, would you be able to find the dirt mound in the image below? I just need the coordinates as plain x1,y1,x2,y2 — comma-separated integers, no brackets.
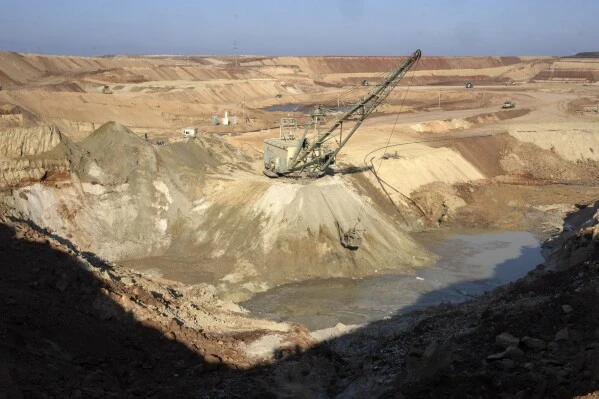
411,109,529,134
0,68,16,86
173,176,434,301
250,56,536,75
246,55,554,87
78,121,153,183
535,69,598,83
431,133,514,177
78,122,244,185
0,52,43,84
0,104,41,128
2,121,256,262
42,81,86,93
0,53,257,86
534,58,599,83
0,104,27,116
88,68,149,84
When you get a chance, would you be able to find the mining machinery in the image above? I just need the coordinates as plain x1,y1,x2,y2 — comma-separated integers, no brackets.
263,49,421,178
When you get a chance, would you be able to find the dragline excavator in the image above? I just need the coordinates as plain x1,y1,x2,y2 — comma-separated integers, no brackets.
263,49,421,178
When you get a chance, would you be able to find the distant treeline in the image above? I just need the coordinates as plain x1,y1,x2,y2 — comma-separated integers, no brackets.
564,52,599,58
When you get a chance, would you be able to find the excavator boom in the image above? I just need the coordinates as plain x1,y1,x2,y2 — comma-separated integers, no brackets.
263,49,421,178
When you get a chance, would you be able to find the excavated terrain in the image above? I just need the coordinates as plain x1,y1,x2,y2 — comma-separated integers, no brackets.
1,51,599,398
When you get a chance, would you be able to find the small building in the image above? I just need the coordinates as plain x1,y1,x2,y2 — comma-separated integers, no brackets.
182,127,198,137
222,111,230,126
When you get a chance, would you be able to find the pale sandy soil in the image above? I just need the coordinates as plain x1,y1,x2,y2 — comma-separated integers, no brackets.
2,51,599,397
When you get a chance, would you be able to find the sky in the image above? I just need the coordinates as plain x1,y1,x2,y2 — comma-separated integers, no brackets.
0,0,597,57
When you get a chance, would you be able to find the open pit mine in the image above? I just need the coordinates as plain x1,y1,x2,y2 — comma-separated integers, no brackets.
2,49,599,398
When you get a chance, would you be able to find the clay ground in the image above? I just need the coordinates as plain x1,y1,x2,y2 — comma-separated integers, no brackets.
1,51,599,397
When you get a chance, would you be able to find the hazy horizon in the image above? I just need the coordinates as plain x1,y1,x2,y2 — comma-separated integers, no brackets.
1,0,597,57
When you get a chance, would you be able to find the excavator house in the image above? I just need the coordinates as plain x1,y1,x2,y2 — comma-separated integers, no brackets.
263,49,421,178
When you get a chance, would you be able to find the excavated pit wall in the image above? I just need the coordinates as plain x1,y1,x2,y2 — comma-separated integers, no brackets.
0,122,434,300
3,118,599,300
0,125,73,188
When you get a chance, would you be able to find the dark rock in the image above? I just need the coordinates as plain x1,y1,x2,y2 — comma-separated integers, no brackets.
555,327,569,341
55,279,69,292
570,329,583,342
204,354,222,372
495,332,520,349
523,362,534,370
408,345,425,357
558,368,571,379
548,342,560,352
501,359,516,369
542,358,563,366
164,331,177,341
561,304,573,314
504,346,525,359
404,340,454,382
4,297,18,305
487,352,505,361
487,346,524,361
522,336,547,352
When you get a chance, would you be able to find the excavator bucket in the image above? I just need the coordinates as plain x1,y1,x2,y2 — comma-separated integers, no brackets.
341,228,362,250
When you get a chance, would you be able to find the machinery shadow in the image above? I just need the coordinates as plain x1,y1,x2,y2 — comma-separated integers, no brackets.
336,165,371,176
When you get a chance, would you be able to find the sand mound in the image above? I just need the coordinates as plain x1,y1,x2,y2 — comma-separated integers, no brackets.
2,121,255,262
78,121,162,184
0,104,41,128
79,121,246,185
534,58,599,83
42,81,86,93
184,176,433,299
245,55,554,86
411,109,529,133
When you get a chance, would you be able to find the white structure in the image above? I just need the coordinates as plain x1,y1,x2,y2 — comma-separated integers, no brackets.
222,111,229,126
182,127,198,137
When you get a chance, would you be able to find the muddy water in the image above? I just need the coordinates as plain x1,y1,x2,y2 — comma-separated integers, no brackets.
242,231,544,331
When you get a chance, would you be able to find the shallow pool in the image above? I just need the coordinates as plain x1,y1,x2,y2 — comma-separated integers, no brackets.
242,231,544,330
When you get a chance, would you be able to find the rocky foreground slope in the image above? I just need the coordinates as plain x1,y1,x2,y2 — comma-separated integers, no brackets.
0,212,313,398
3,194,599,398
